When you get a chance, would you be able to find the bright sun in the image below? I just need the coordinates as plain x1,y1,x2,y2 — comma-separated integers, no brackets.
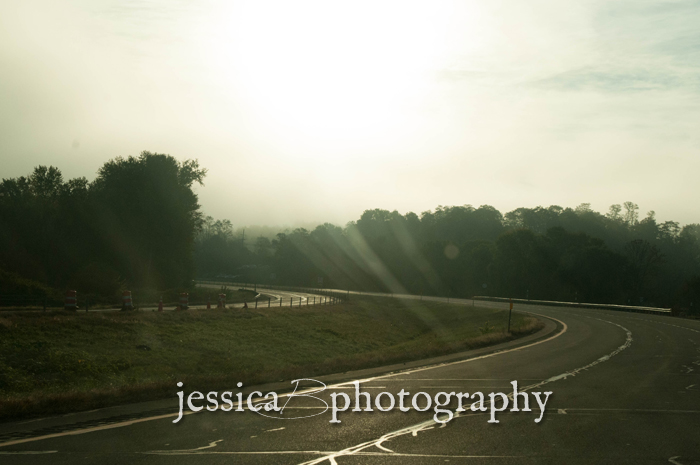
204,1,456,145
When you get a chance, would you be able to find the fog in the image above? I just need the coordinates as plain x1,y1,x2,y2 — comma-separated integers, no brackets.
1,0,699,227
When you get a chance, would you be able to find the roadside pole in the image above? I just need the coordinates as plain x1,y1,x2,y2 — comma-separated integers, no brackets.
507,298,513,333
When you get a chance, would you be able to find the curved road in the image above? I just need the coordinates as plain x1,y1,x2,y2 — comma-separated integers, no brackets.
0,299,698,464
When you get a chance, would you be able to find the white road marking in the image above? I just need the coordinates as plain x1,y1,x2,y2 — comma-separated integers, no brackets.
374,441,394,453
142,449,524,458
332,385,387,388
0,412,177,448
147,439,222,454
15,418,49,425
378,378,543,381
265,427,286,432
555,408,700,414
669,456,684,465
0,451,57,455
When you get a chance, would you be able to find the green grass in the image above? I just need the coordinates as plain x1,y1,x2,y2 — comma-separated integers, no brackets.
0,296,542,420
0,288,258,311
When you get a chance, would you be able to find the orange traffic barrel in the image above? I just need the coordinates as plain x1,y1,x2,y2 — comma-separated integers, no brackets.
65,290,77,310
122,290,133,310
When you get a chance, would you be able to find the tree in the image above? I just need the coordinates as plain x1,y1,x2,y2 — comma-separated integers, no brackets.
607,204,622,222
1,154,209,295
625,239,663,303
191,201,699,307
91,152,207,288
623,201,639,226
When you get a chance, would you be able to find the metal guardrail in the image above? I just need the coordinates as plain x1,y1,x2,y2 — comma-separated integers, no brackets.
472,296,672,315
199,281,674,315
0,284,342,312
196,280,349,300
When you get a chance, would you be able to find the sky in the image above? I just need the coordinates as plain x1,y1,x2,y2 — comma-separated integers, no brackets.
1,0,699,227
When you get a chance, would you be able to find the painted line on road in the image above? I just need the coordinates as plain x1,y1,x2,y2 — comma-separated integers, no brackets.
143,448,523,459
331,386,386,389
557,408,700,414
373,378,544,381
0,451,57,455
0,413,177,449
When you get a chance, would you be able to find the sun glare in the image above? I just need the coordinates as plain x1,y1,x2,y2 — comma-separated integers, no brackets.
204,1,455,145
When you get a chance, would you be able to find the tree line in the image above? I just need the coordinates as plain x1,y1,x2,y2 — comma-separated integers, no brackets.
2,154,699,313
196,204,700,312
0,152,206,297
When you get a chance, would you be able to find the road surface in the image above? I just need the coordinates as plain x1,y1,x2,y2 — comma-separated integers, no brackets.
0,298,698,464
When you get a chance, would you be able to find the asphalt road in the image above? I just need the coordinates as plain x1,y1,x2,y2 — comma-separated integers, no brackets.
1,298,698,464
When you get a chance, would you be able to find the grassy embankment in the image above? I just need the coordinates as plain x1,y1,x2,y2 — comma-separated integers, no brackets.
0,287,259,311
0,296,543,420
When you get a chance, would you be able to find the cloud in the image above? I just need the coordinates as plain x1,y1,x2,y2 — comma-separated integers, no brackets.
530,67,700,92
